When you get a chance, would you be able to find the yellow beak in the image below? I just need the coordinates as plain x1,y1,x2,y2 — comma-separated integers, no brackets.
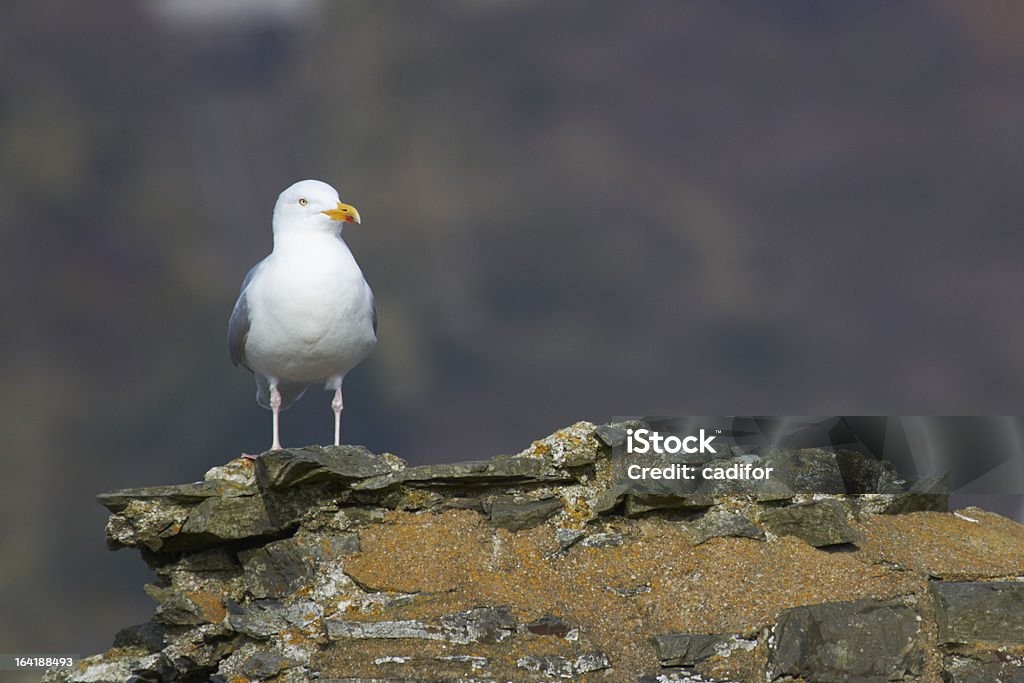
322,201,362,224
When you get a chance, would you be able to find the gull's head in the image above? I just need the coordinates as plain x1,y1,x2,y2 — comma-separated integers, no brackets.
272,179,361,235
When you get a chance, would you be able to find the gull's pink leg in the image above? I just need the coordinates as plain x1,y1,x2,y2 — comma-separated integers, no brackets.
241,385,284,459
332,388,344,446
270,385,283,450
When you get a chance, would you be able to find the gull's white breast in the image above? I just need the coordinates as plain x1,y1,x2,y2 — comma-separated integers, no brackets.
244,233,376,384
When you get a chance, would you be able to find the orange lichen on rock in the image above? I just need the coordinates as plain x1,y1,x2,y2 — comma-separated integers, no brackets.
341,509,927,676
184,590,226,623
344,509,494,593
854,507,1024,580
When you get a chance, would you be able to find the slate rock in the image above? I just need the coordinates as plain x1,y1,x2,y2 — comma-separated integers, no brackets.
594,424,629,450
687,454,795,506
516,652,610,676
72,421,1024,683
525,614,574,638
518,422,603,466
769,599,924,682
598,447,793,516
639,670,741,683
592,483,629,515
328,606,516,645
932,582,1024,645
126,654,176,683
178,548,239,572
240,652,293,679
351,456,575,491
256,445,396,490
237,532,359,599
439,606,517,644
942,653,1024,682
171,495,283,551
97,480,256,514
112,622,166,652
366,487,448,512
516,655,573,677
835,450,905,494
573,651,611,674
760,499,858,547
226,598,321,638
326,618,441,641
609,451,702,513
580,532,625,548
486,495,563,531
766,448,847,494
616,471,708,515
101,483,279,552
882,472,949,514
626,492,707,516
554,527,585,552
439,497,484,512
142,585,208,626
238,537,313,598
104,502,189,552
690,510,765,545
650,633,730,666
226,599,288,637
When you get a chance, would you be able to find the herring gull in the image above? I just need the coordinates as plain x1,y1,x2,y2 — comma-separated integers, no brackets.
229,179,377,451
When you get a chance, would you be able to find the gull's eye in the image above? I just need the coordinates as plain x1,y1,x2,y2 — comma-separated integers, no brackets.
298,198,308,207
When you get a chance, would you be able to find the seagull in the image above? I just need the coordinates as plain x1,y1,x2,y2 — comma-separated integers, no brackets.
228,179,377,451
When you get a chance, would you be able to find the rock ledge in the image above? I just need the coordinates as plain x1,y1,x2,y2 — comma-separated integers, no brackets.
47,421,1024,682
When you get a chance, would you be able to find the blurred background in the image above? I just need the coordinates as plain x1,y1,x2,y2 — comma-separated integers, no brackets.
3,0,1024,669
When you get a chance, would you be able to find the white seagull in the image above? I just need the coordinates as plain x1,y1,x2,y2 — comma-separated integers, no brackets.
229,179,377,451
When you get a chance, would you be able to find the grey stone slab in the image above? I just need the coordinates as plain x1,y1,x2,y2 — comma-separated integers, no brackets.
327,606,516,645
942,653,1024,682
172,495,283,550
524,615,574,638
835,449,905,495
690,510,765,545
351,456,575,491
256,445,395,490
650,633,731,666
932,582,1024,645
765,448,847,494
760,499,858,547
487,496,563,531
97,480,256,513
238,537,313,599
769,599,924,682
225,599,288,638
882,472,949,514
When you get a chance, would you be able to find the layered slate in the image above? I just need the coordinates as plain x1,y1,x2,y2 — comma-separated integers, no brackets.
45,421,1024,683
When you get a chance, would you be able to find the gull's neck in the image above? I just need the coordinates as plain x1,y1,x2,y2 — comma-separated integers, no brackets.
273,227,344,251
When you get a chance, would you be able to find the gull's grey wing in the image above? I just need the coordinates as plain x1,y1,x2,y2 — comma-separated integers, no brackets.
228,259,266,369
228,295,250,368
369,289,378,336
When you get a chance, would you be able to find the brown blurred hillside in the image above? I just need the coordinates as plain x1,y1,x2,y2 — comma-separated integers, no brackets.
2,0,1024,669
